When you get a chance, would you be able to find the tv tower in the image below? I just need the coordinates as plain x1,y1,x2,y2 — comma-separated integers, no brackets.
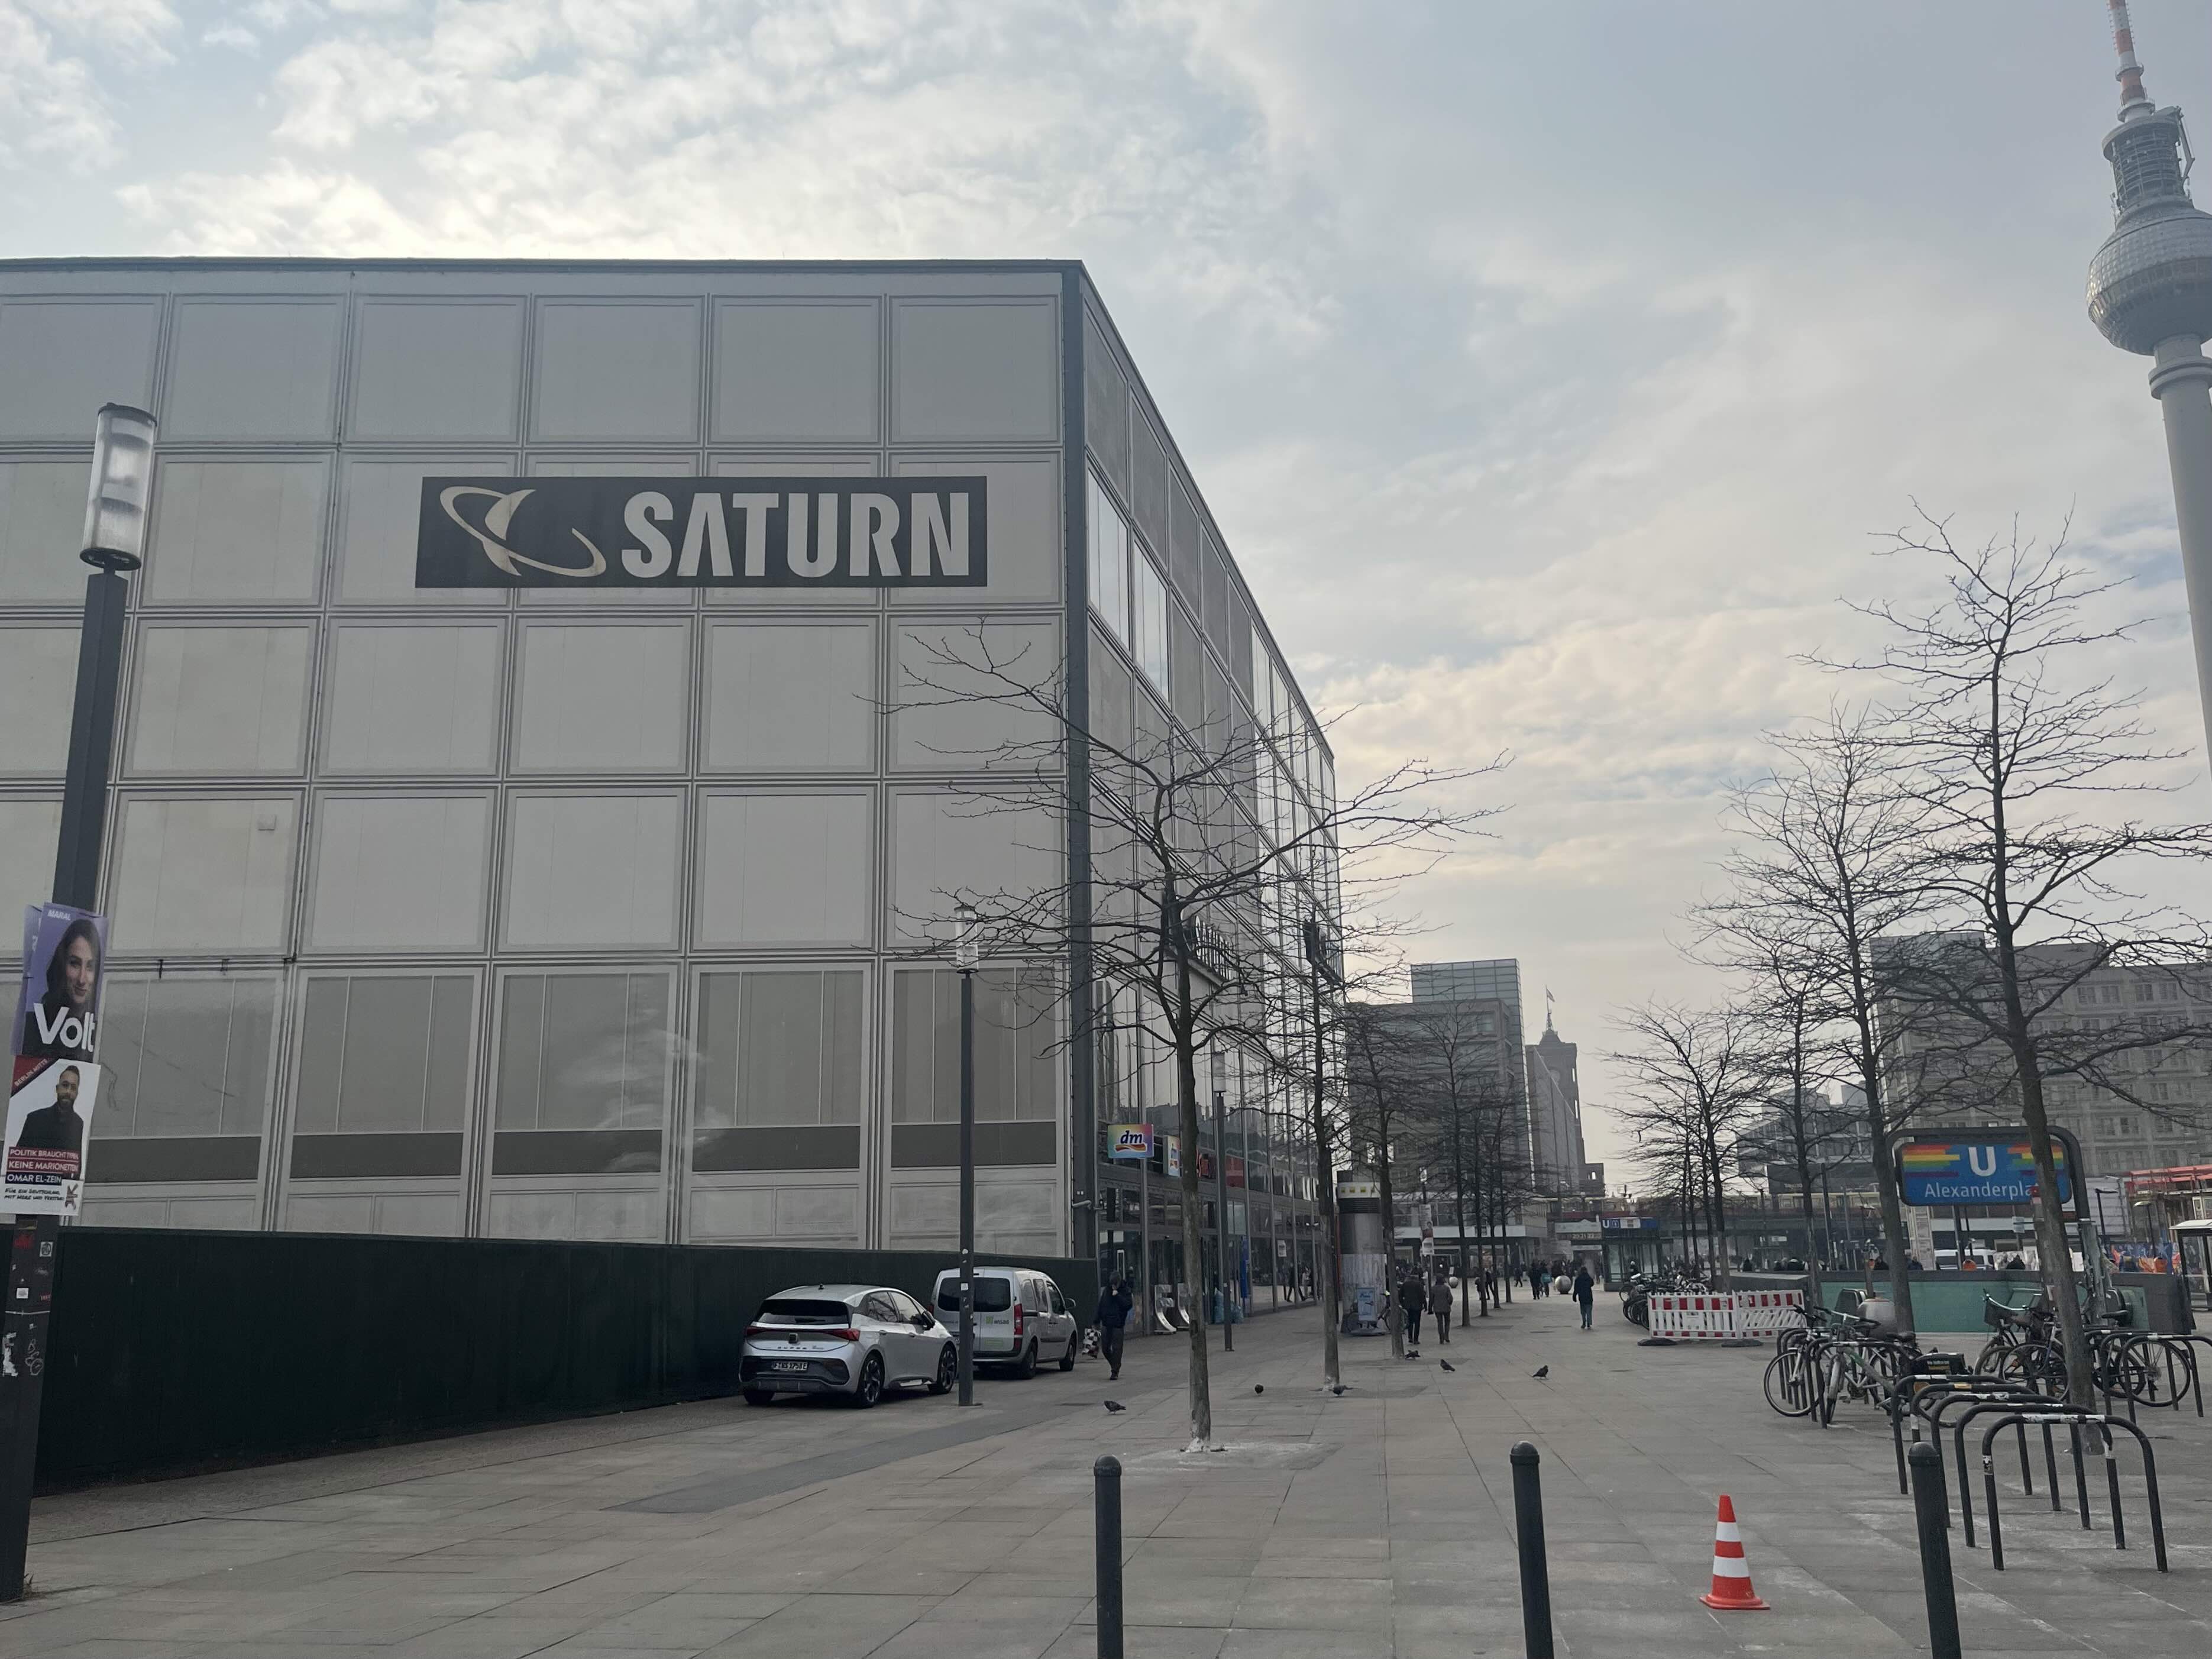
2086,0,2212,756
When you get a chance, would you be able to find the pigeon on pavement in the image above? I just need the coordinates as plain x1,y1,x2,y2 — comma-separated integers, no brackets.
1439,1360,1456,1372
1531,1366,1549,1380
1253,1385,1265,1395
1330,1385,1346,1396
1103,1400,1127,1413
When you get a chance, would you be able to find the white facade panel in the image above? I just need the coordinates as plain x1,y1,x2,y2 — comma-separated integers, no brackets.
308,793,491,952
890,299,1058,441
128,624,314,775
512,622,690,774
145,458,329,604
701,619,875,772
712,299,881,443
0,461,95,604
694,790,872,947
109,795,300,952
349,298,525,442
0,626,78,775
888,788,1059,945
0,799,60,922
503,792,682,949
321,622,505,775
532,300,701,443
892,619,1058,771
164,299,343,441
0,298,160,440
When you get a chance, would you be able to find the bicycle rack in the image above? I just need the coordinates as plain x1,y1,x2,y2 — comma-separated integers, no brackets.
1946,1397,2090,1548
1980,1412,2166,1574
1938,1389,2052,1548
1888,1378,2041,1499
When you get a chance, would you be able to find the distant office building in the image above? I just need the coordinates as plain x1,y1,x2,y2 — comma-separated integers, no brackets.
1524,1016,1588,1196
1878,939,2212,1178
1413,959,1522,1011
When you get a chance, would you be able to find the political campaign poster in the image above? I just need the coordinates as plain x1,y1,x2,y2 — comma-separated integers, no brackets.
2,1058,99,1216
12,903,108,1066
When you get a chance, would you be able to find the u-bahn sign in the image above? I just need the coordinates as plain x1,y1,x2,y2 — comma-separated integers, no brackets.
416,476,988,588
1896,1133,2073,1207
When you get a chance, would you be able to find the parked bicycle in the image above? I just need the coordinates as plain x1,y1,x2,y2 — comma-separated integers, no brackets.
1764,1301,1920,1425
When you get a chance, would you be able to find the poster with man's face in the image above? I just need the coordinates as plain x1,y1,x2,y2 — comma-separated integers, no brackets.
12,903,108,1065
3,1058,100,1215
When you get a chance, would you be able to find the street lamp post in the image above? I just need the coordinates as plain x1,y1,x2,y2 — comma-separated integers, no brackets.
0,405,157,1603
955,903,979,1408
1211,1048,1233,1353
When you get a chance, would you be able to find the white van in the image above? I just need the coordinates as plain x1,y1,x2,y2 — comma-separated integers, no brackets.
930,1266,1080,1376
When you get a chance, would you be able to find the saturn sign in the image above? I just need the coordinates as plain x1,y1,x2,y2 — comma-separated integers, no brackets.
415,476,989,588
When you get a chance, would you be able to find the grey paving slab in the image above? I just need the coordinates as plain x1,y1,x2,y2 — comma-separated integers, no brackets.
5,1299,2206,1657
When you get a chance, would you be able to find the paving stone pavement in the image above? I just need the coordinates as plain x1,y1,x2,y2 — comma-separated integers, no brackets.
4,1291,2207,1656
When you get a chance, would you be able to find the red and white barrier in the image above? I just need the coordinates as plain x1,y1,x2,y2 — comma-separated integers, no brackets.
1648,1289,1803,1340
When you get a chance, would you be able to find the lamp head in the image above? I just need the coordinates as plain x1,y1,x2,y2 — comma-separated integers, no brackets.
953,901,980,972
1210,1047,1227,1094
80,403,158,572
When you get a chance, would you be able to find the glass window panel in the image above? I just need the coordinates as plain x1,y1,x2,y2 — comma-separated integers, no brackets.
1131,552,1168,693
1087,473,1128,642
294,974,473,1134
696,969,864,1129
890,967,1055,1124
497,972,668,1131
93,974,278,1139
503,793,681,948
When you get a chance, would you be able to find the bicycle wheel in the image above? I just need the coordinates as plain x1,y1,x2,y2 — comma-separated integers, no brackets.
1816,1348,1848,1426
1763,1349,1816,1418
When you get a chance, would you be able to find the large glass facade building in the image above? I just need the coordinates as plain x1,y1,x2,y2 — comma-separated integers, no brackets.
0,259,1331,1295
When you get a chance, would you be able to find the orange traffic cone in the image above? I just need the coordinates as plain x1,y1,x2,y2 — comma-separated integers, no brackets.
1698,1495,1769,1611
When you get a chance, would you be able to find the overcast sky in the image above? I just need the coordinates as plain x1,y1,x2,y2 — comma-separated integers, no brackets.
9,1,2212,1181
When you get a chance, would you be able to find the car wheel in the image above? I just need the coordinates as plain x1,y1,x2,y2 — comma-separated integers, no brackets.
1013,1341,1037,1380
1059,1334,1078,1372
743,1390,776,1406
850,1353,884,1408
928,1344,958,1395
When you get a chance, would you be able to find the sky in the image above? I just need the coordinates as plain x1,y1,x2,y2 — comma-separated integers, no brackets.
8,0,2212,1182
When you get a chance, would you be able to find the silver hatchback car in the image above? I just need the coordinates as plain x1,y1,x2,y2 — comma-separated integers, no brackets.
740,1283,956,1408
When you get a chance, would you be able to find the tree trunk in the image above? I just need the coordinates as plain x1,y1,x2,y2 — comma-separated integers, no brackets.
1168,907,1214,1450
1311,975,1341,1389
1452,1111,1473,1327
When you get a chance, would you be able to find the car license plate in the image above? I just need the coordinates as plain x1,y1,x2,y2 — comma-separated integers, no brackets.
771,1360,809,1372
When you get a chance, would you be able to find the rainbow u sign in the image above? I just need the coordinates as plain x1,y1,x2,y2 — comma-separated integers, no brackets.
1899,1138,2070,1206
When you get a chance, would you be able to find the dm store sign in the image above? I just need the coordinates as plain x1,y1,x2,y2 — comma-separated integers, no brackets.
1900,1139,2070,1207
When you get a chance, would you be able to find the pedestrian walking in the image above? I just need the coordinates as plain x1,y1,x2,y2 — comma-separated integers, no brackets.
1094,1277,1134,1381
1572,1261,1595,1330
1428,1272,1453,1344
1397,1271,1424,1348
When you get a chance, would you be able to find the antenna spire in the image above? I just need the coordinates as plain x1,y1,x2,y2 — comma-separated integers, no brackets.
2109,0,2154,120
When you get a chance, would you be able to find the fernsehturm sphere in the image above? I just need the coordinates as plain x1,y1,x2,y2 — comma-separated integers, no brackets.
2087,1,2212,756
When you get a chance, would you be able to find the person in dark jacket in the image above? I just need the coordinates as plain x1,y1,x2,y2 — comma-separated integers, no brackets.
1397,1272,1424,1348
1428,1272,1453,1344
1572,1262,1596,1330
1093,1279,1134,1380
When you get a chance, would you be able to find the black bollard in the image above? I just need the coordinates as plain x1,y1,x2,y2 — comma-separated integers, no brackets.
1510,1441,1555,1659
1909,1443,1964,1659
1093,1456,1123,1659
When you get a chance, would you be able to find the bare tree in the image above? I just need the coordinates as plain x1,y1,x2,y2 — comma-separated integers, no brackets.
1341,999,1423,1357
1699,709,1944,1330
1611,1002,1765,1289
1733,932,1857,1265
1853,513,2212,1404
1399,998,1518,1325
897,627,1498,1443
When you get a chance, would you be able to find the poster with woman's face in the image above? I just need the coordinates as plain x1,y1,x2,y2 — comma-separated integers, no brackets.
12,904,108,1066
